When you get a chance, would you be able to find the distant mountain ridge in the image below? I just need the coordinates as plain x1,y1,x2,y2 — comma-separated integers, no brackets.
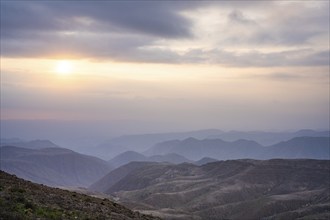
90,159,330,219
91,129,329,159
146,136,330,160
93,129,223,159
0,139,60,149
208,129,330,145
1,146,113,187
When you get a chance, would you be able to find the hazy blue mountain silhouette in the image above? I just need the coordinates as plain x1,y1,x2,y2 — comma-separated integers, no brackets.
1,146,112,187
92,129,328,160
0,139,60,149
146,136,329,160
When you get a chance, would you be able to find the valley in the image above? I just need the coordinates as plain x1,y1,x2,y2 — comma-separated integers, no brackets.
1,130,329,219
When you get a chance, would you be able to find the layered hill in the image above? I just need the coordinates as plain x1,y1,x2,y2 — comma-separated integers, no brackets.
0,171,160,220
0,139,60,149
208,129,329,145
91,129,329,159
91,159,330,220
146,136,330,160
0,146,112,187
93,129,223,159
109,151,191,168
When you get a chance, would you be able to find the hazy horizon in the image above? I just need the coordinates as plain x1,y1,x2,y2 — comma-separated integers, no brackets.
1,1,329,147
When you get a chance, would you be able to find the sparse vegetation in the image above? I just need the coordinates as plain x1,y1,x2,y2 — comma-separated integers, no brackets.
0,171,161,220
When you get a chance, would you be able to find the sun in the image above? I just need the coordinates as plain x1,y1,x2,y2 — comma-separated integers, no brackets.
55,60,73,75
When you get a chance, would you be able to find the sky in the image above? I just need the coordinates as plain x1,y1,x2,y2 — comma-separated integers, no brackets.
0,1,329,145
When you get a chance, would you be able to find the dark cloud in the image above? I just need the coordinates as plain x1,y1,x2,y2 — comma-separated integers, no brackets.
228,10,256,25
0,1,193,39
209,49,329,67
1,1,328,67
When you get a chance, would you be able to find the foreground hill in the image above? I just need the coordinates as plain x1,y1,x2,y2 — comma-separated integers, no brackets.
1,146,112,187
146,136,330,160
0,171,160,220
91,159,330,219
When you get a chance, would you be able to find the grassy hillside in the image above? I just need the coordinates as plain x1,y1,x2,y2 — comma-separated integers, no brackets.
0,171,160,220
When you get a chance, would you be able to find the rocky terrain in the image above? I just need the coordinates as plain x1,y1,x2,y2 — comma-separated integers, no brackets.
0,171,160,220
91,159,330,220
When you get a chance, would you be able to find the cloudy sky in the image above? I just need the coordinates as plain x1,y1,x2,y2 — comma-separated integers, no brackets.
1,1,329,143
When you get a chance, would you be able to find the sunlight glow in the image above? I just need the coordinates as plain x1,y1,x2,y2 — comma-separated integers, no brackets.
55,60,73,75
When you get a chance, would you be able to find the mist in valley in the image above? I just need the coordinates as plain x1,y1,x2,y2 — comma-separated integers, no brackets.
1,0,329,219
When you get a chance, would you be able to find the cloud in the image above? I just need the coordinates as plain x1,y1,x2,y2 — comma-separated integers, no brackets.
228,10,256,25
0,1,193,39
1,1,328,67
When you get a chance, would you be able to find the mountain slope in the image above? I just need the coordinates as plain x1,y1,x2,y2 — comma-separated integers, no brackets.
194,157,218,165
108,151,191,168
109,151,148,168
0,146,113,187
264,136,330,159
91,159,330,220
89,162,160,193
0,171,160,220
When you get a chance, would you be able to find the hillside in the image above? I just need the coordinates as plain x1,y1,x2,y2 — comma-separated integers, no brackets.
0,139,60,149
146,136,330,160
0,146,112,187
0,171,160,220
89,162,160,193
263,136,330,159
109,151,191,168
91,159,330,219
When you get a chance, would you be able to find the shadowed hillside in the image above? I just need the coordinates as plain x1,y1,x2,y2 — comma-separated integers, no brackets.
91,159,330,220
0,171,160,220
1,146,113,187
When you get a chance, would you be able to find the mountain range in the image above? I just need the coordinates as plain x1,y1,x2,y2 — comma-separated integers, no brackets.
91,129,329,159
146,136,330,161
90,159,330,220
